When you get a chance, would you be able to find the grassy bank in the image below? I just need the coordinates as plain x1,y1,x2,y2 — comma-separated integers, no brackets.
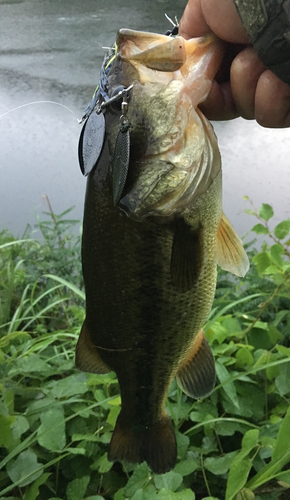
0,204,290,500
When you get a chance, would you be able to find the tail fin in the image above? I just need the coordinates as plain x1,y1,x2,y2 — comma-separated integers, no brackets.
108,411,177,474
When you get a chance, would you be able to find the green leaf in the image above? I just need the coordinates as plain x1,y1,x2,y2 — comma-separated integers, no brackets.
65,447,86,455
154,471,183,492
246,411,290,491
44,274,85,300
271,406,290,463
125,462,151,497
236,488,255,500
259,203,274,221
11,416,29,440
252,252,271,274
235,348,254,367
6,449,43,487
246,422,290,489
215,420,248,436
48,373,88,398
114,488,125,500
225,430,259,500
174,454,199,476
226,458,252,500
274,220,290,240
0,414,14,448
276,345,290,357
24,473,51,500
72,433,99,442
263,264,283,275
275,469,290,484
157,489,195,500
66,476,90,500
244,208,256,216
131,485,158,500
37,407,66,451
251,224,269,235
85,496,106,500
204,451,238,475
106,405,121,427
176,431,190,458
240,429,260,455
91,453,112,473
215,361,239,409
14,353,48,373
275,363,290,395
270,244,284,268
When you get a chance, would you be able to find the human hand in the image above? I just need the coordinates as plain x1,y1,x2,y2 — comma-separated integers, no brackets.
179,0,290,127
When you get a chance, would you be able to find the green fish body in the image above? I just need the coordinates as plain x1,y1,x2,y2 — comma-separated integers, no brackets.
76,29,249,474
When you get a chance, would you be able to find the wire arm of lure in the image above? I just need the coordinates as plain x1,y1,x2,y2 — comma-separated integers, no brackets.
96,84,134,114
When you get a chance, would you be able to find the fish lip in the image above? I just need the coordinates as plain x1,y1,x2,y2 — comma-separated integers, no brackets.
117,28,169,43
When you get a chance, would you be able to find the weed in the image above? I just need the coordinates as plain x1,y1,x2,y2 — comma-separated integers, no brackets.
0,203,289,500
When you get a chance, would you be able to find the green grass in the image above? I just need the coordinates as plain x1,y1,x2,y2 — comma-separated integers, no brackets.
0,203,289,500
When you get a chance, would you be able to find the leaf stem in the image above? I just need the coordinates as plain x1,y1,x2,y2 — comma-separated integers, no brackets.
201,455,212,498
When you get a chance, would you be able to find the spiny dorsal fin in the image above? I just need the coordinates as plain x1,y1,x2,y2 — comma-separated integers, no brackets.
176,329,215,399
75,321,111,374
215,214,249,277
170,219,204,292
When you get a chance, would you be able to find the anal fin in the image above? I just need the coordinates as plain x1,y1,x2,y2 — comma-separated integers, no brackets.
176,329,215,399
215,213,249,277
75,320,111,374
170,219,204,292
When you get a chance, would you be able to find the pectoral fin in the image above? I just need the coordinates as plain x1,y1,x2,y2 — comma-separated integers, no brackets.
215,214,249,277
170,219,203,292
176,329,215,399
75,321,111,374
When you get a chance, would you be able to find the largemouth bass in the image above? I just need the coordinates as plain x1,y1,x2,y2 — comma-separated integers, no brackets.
76,29,249,474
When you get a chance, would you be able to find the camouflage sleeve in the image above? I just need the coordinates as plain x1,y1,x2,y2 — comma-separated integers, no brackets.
233,0,290,84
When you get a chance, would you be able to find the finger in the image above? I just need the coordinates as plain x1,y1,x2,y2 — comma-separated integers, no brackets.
179,0,249,42
201,0,249,43
199,80,239,121
179,0,208,39
255,71,290,128
230,47,266,120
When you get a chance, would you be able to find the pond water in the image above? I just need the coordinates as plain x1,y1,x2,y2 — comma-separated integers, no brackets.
0,0,289,239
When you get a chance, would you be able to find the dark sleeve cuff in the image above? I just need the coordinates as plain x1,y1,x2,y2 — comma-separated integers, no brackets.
233,0,290,85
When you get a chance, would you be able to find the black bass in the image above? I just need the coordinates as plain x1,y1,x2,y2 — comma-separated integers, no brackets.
76,29,249,474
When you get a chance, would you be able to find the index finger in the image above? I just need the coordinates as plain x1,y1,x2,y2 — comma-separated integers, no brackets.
179,0,249,43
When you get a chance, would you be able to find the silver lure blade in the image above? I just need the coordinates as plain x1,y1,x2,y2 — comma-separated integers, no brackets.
78,111,105,176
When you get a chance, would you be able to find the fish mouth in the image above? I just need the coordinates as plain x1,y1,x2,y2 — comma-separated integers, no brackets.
116,28,225,80
110,29,224,221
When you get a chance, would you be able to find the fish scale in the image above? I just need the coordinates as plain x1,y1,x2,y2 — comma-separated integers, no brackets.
76,29,249,474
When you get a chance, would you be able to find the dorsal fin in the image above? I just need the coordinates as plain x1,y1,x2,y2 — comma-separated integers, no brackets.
215,214,249,277
176,329,216,399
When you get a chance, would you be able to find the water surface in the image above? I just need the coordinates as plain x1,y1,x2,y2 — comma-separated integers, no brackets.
0,0,289,238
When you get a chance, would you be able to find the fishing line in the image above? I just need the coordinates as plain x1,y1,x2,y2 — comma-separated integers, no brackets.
0,100,78,120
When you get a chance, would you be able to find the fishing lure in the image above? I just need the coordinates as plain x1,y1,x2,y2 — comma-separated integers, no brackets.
78,16,178,199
